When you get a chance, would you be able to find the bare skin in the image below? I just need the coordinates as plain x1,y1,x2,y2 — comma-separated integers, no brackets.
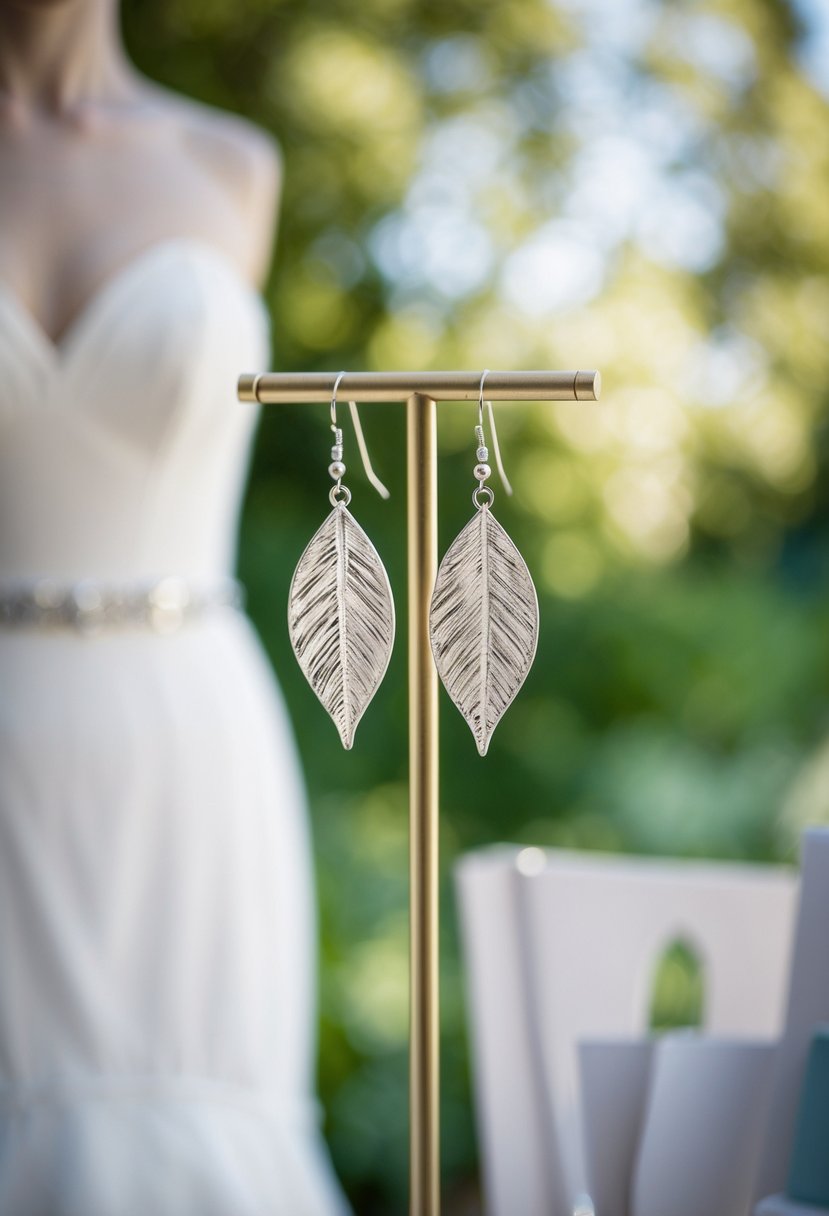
0,0,281,346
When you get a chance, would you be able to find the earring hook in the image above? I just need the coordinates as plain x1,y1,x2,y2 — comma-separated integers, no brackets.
330,371,390,500
330,370,346,431
477,369,513,497
477,368,488,434
347,401,390,500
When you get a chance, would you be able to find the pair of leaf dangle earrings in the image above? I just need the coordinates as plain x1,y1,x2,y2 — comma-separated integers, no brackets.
288,371,539,755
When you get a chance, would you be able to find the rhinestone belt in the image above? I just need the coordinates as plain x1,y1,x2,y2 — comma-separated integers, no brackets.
0,575,245,635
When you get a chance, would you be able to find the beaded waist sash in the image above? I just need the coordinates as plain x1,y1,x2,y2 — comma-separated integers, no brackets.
0,575,244,635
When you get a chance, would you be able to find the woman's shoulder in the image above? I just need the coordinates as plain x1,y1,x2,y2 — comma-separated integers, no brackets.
142,82,283,282
183,101,281,201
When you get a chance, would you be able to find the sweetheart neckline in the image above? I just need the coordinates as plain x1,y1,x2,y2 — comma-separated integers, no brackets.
0,237,268,366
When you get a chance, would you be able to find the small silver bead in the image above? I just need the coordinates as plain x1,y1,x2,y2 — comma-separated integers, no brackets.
331,444,343,461
476,446,489,462
474,462,492,481
329,461,347,479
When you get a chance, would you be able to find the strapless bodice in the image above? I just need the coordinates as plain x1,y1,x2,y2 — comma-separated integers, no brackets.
0,240,268,583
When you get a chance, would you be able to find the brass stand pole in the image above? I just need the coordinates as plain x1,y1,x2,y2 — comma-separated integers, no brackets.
237,369,600,1216
406,393,440,1216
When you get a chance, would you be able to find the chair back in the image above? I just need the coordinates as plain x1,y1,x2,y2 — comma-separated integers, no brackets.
455,846,797,1216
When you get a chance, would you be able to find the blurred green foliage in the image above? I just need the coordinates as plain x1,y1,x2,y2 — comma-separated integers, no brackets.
649,938,706,1032
123,0,829,1209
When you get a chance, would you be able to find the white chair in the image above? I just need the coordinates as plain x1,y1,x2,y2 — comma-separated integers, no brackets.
455,845,797,1216
754,828,829,1211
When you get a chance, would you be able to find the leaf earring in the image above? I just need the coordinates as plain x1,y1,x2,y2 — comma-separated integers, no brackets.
429,370,539,756
288,372,395,749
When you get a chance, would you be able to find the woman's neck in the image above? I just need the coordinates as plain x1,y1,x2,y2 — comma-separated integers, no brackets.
0,0,132,115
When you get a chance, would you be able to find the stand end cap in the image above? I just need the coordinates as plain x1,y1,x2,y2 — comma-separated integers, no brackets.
575,370,601,401
238,374,260,403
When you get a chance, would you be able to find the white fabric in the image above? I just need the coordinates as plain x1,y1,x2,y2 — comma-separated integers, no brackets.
0,240,349,1215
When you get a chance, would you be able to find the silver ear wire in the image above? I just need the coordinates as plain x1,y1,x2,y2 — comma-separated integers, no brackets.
477,368,488,434
348,400,390,500
329,371,390,500
330,370,346,432
477,369,512,497
485,400,512,497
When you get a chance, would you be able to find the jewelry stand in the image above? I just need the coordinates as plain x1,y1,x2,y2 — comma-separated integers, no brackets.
237,370,601,1216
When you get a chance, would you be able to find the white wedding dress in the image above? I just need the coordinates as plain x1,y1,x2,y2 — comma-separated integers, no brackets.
0,239,349,1215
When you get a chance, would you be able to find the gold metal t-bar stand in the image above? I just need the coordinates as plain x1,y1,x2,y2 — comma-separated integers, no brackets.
237,370,601,1216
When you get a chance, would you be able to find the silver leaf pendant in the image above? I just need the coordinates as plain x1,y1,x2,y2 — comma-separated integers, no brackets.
429,505,538,756
288,503,395,749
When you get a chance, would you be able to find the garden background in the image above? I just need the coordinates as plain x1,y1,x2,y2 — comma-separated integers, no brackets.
123,0,829,1210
